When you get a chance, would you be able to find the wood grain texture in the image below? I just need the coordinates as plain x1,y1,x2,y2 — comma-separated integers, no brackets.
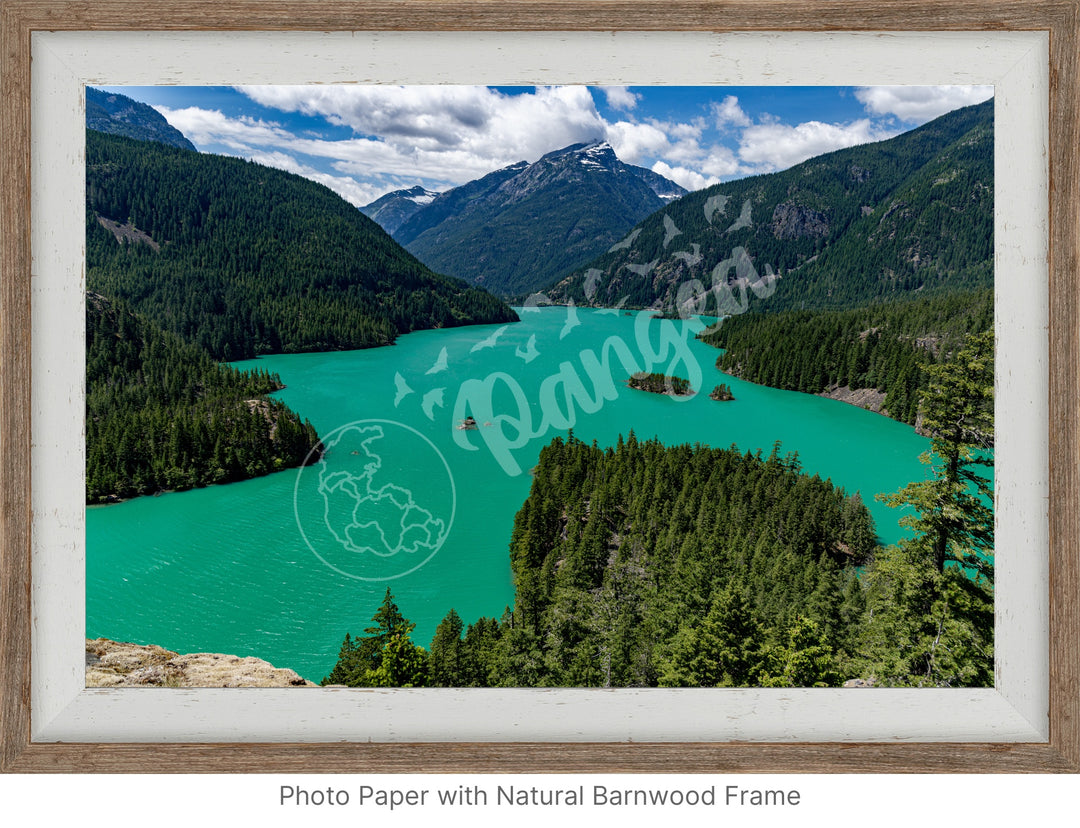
0,0,34,774
2,0,1078,774
5,741,1078,774
2,0,1078,32
1048,0,1080,772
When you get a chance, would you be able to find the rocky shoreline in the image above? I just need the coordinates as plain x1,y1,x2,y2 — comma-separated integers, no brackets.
816,384,889,416
85,638,316,687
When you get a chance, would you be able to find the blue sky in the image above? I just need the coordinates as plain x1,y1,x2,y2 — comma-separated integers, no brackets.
98,85,993,207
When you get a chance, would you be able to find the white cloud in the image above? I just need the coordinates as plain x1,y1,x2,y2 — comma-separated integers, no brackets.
604,120,673,165
855,85,994,123
237,84,605,172
241,151,384,207
713,95,751,129
156,106,294,151
738,119,897,172
651,161,722,192
602,86,641,112
697,148,745,179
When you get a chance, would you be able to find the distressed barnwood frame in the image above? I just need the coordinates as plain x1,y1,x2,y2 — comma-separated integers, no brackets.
1,0,1077,773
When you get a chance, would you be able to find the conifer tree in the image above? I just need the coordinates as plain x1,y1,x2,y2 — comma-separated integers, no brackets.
320,588,429,687
428,608,465,687
860,330,995,686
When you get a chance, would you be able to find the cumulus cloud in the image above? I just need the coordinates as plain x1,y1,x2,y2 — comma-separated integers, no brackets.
237,85,605,172
713,95,751,129
855,85,994,123
603,86,641,112
737,119,897,172
243,151,385,206
156,106,294,151
604,119,675,165
159,85,977,205
651,161,721,192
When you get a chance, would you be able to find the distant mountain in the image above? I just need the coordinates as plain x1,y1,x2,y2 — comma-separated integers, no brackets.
359,185,440,235
390,161,530,244
86,86,196,151
86,130,518,361
378,141,687,297
546,99,993,314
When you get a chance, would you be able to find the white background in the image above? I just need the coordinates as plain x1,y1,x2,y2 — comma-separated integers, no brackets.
2,773,1079,825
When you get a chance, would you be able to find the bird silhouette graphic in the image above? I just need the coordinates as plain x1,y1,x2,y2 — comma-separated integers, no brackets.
583,268,603,301
421,387,445,420
470,325,509,353
608,228,642,252
673,243,703,267
624,259,660,278
515,333,540,363
704,193,729,224
520,292,553,312
662,214,683,249
393,372,414,407
560,301,581,340
425,346,449,375
726,199,753,234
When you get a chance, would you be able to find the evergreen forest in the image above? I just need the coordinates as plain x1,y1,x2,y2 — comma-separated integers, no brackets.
626,372,694,396
86,293,321,502
86,130,518,362
701,289,993,425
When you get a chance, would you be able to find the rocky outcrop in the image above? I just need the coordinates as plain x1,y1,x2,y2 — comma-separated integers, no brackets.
770,201,829,240
842,678,878,688
817,384,888,415
85,638,316,687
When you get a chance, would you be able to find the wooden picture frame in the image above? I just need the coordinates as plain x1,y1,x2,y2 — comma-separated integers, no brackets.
1,0,1077,773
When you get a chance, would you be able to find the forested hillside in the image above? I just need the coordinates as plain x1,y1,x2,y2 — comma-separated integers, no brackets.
86,130,518,361
86,293,320,503
702,289,993,425
547,99,992,314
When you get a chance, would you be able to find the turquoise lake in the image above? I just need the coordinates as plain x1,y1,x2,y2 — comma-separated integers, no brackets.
86,307,934,681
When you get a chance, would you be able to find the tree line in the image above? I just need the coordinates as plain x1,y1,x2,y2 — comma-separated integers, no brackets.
701,289,993,425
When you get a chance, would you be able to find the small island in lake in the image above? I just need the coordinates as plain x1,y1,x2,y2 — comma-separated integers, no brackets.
627,371,694,397
709,383,735,402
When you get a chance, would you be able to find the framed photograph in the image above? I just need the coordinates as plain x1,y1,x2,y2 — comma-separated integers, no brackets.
2,1,1078,773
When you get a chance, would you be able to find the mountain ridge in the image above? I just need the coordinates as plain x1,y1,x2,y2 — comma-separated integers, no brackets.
359,184,441,235
86,86,196,151
544,98,993,314
366,140,687,298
